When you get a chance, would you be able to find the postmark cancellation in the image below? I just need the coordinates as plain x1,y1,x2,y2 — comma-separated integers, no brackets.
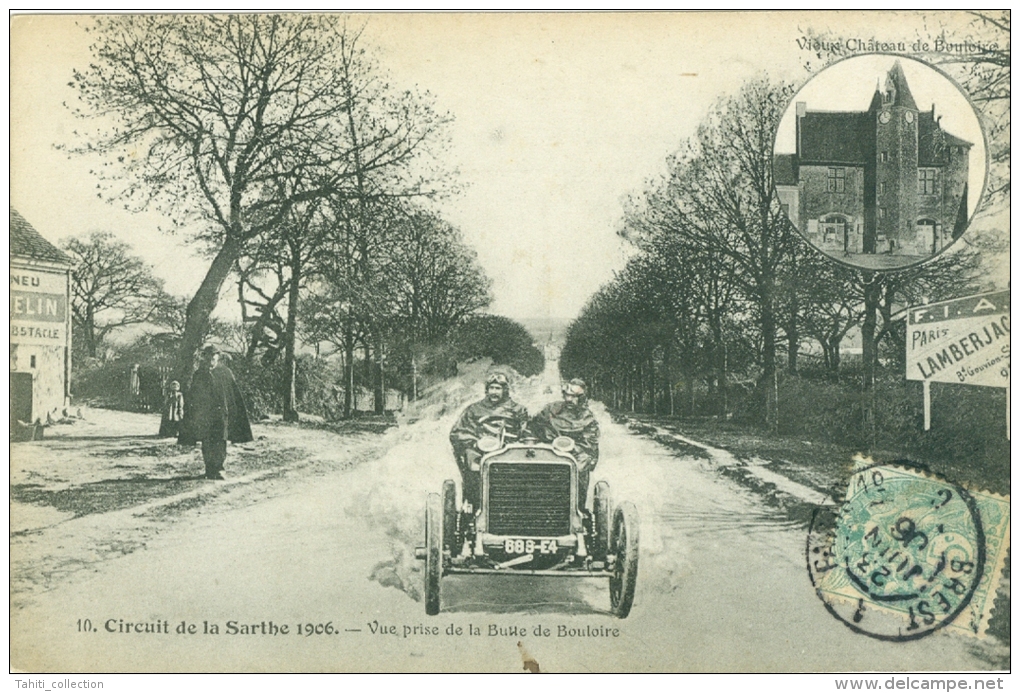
807,459,1009,641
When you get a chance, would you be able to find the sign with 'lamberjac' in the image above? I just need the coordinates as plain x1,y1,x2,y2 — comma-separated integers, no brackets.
906,290,1010,388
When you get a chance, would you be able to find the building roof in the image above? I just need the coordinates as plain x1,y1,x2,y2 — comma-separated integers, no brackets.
943,131,973,149
10,208,73,266
773,154,798,186
797,63,971,169
917,111,973,166
799,111,873,165
885,61,918,111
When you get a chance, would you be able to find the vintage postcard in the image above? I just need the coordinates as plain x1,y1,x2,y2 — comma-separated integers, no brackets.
9,11,1010,676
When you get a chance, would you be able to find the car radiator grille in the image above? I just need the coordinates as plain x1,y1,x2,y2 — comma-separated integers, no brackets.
487,463,571,536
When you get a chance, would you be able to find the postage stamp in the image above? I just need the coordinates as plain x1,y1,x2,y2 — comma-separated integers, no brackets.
807,459,1009,641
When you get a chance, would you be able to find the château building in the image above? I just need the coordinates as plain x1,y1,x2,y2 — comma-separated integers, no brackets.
775,61,971,261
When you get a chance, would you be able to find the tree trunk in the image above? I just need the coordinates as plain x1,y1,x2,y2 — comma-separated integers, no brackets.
648,358,657,415
85,305,97,358
411,353,418,402
860,275,881,448
176,236,243,386
245,282,289,361
787,315,799,374
343,325,354,419
826,336,842,376
664,347,676,417
861,279,880,392
282,253,301,422
373,340,385,415
689,373,696,416
720,341,729,418
710,319,728,417
760,280,779,430
364,344,375,414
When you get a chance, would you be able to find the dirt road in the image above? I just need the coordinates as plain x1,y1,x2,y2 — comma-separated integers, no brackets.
10,362,1007,672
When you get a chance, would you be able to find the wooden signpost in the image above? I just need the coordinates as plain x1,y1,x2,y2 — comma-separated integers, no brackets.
905,290,1010,436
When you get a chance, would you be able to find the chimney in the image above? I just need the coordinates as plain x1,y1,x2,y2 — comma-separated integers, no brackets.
796,102,806,118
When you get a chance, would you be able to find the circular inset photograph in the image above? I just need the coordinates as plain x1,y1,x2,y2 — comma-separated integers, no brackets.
774,54,986,271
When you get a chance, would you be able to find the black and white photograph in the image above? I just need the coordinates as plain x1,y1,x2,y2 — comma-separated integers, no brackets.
9,11,1010,678
773,54,986,270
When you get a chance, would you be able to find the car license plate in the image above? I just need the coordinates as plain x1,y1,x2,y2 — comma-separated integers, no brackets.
503,538,558,554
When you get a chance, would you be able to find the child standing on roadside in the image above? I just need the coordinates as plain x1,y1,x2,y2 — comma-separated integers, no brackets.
158,380,185,438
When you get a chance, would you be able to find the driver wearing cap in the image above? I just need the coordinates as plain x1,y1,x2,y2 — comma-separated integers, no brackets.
531,378,600,504
449,372,530,509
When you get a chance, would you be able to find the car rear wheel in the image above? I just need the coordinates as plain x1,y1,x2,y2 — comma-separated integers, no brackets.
609,502,639,618
424,492,442,616
442,479,458,554
593,481,611,561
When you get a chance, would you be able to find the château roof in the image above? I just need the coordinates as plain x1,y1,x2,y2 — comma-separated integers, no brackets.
917,110,973,166
884,61,918,111
795,62,971,169
10,207,73,266
799,111,873,165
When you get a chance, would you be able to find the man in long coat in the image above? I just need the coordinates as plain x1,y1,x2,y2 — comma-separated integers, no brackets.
179,345,253,480
449,372,529,509
531,378,600,505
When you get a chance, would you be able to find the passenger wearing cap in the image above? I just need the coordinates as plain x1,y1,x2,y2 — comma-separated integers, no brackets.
531,378,600,504
178,345,253,480
449,372,530,509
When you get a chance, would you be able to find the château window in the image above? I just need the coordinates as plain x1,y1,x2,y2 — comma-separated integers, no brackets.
878,207,886,220
880,151,889,163
827,167,846,193
880,182,886,195
918,168,939,195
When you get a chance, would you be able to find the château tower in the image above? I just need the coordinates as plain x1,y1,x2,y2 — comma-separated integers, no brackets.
871,62,919,254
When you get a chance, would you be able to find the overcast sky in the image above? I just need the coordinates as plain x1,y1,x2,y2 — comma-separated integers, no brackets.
9,12,997,322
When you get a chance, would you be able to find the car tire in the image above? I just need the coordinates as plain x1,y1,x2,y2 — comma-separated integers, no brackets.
442,479,458,554
609,502,639,618
424,492,442,616
593,481,611,561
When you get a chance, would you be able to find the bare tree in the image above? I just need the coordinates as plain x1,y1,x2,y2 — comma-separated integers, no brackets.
301,202,490,417
792,256,864,376
300,198,395,418
61,232,163,358
385,209,492,343
921,11,1010,204
638,77,799,427
70,15,452,383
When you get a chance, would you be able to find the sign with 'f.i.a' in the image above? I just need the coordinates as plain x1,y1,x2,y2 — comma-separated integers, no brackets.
906,290,1010,388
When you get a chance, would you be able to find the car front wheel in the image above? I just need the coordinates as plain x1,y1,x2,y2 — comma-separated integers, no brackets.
609,502,639,618
593,481,611,561
424,492,442,616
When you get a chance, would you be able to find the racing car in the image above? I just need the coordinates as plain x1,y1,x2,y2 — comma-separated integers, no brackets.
415,434,639,617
